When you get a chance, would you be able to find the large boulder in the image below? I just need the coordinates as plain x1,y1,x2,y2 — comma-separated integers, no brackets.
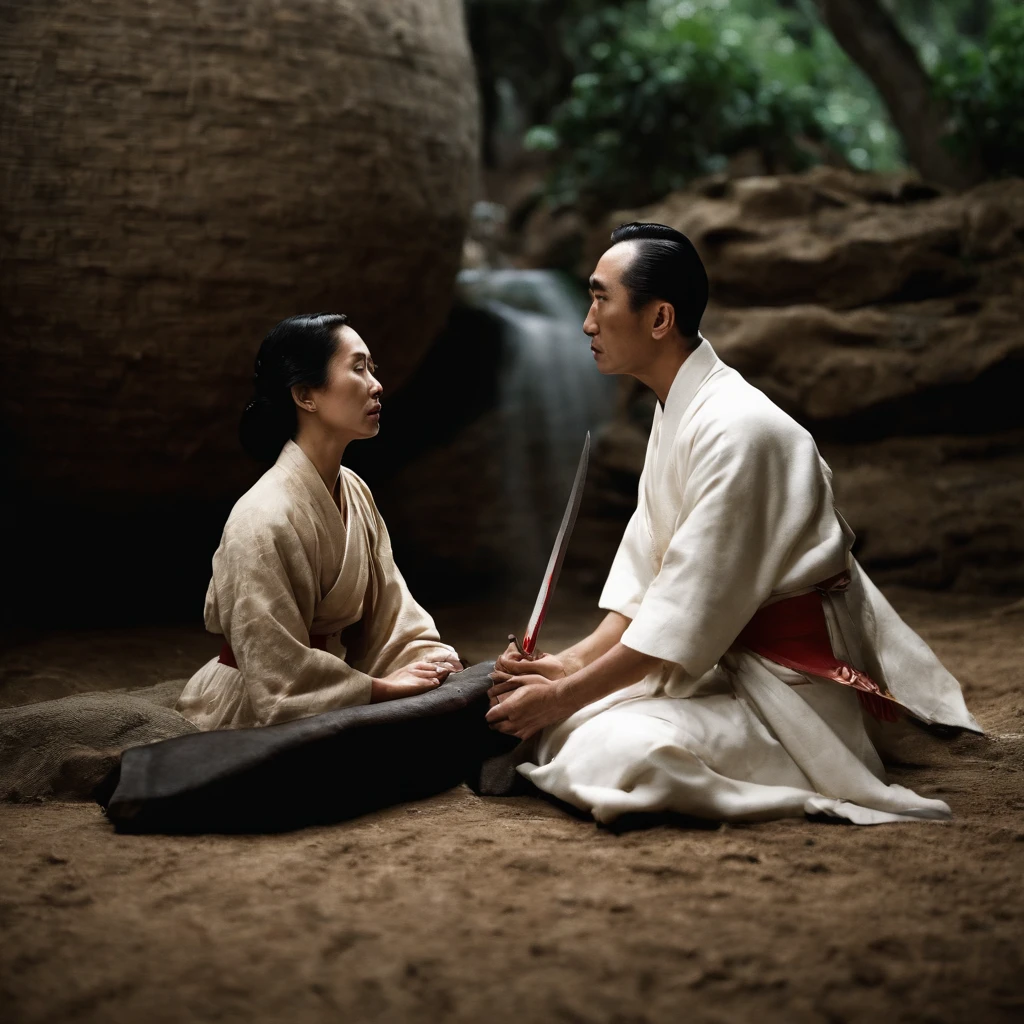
0,0,479,500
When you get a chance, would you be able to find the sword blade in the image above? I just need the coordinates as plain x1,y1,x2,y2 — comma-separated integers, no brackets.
520,432,591,655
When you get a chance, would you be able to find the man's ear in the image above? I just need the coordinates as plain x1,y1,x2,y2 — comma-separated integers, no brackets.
651,301,676,340
291,384,316,413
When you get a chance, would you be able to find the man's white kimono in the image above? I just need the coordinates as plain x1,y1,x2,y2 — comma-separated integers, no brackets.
519,339,980,825
177,441,457,730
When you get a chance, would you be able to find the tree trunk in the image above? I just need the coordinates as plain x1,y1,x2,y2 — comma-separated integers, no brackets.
813,0,985,189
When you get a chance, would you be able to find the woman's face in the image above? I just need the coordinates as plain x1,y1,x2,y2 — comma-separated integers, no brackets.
302,325,383,441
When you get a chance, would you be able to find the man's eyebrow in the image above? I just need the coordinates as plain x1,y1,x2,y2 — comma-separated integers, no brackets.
589,276,608,292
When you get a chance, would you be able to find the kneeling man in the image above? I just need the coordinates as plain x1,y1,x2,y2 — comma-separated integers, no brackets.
486,222,979,826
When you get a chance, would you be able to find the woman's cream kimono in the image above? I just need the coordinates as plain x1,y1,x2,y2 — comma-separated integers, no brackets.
519,339,980,825
177,441,457,730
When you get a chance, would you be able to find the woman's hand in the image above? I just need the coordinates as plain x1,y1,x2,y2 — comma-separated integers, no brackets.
370,660,454,703
424,649,464,673
484,675,571,740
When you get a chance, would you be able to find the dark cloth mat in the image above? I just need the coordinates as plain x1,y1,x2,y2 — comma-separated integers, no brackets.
97,661,521,833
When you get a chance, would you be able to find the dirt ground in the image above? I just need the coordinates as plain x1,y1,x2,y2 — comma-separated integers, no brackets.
1,588,1022,1024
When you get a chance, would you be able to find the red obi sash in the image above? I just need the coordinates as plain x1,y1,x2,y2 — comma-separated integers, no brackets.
218,633,329,669
735,573,901,722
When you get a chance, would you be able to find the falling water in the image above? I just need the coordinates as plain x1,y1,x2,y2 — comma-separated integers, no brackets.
456,268,618,598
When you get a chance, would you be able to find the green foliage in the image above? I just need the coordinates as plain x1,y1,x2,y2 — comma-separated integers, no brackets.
885,0,990,69
524,0,905,209
470,0,1019,211
934,4,1024,177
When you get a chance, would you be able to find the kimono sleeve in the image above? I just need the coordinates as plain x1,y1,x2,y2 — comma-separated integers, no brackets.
598,505,654,620
211,505,374,725
621,413,832,679
349,477,458,676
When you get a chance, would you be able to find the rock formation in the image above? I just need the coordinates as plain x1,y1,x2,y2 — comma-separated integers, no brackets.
582,168,1024,591
0,0,479,500
591,168,1024,437
821,433,1024,593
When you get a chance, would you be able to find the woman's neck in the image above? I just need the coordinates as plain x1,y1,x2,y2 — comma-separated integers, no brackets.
295,428,348,493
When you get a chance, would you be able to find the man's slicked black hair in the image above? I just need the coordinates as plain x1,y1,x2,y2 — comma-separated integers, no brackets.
609,222,709,340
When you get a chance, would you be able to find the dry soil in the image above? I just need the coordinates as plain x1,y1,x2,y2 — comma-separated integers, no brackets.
1,589,1022,1024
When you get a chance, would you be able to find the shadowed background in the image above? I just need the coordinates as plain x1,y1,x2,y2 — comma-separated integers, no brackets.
2,0,1022,629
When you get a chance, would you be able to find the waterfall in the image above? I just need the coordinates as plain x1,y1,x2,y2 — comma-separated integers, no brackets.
456,268,617,598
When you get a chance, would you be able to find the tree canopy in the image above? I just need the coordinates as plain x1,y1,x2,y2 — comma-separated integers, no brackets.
467,0,1023,210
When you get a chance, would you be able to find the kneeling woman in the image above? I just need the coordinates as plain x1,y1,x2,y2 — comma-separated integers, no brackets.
177,313,461,731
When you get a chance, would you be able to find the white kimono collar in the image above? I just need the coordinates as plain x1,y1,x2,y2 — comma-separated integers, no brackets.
648,335,725,489
659,334,725,437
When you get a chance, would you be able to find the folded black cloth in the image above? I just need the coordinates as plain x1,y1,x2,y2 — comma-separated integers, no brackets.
97,661,520,833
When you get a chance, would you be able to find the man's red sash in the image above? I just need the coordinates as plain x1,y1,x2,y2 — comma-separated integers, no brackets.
735,574,901,722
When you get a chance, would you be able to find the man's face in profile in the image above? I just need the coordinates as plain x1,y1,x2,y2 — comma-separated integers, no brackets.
583,241,654,376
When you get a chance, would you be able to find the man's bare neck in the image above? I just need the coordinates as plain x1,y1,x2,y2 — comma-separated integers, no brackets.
634,337,699,405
